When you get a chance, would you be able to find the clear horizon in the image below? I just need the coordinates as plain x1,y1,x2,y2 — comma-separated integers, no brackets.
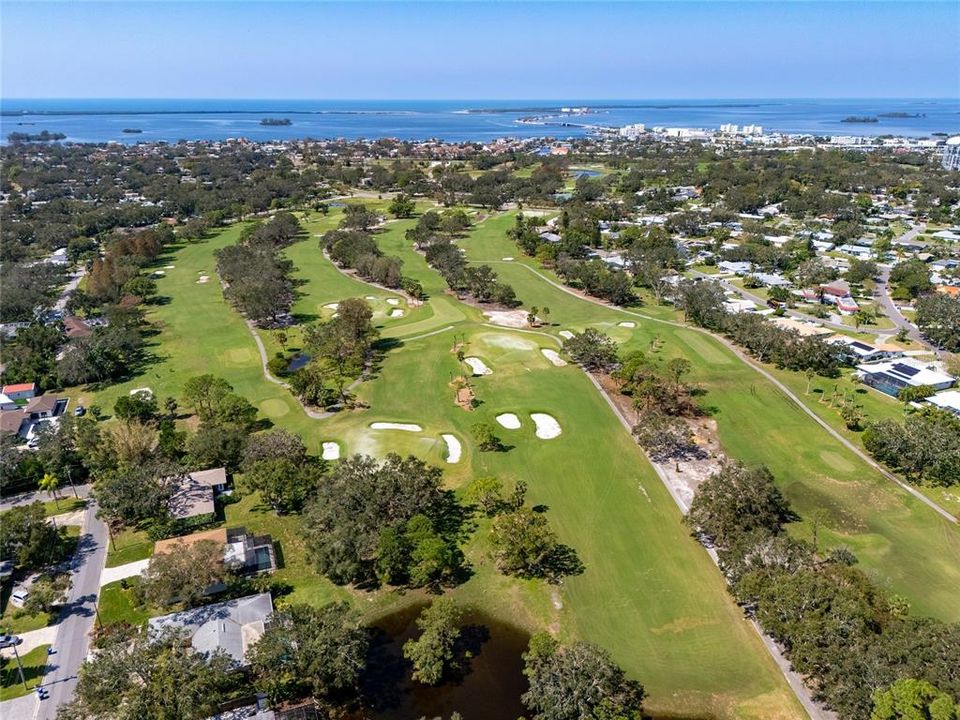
3,2,958,100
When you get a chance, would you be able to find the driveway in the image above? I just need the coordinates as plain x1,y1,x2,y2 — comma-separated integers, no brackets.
99,559,149,588
0,625,58,658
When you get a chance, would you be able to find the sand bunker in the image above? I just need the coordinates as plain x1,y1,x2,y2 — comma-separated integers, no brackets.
618,321,636,328
501,256,514,261
531,413,562,439
164,264,175,269
484,309,529,328
365,295,376,301
197,275,210,284
559,330,575,339
389,309,404,318
151,270,165,277
370,422,422,432
441,434,462,463
495,413,521,430
464,357,492,376
541,349,567,367
323,303,339,310
321,442,340,460
386,298,401,306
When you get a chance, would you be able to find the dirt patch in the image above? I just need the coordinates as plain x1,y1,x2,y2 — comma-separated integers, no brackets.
483,309,530,328
450,376,475,411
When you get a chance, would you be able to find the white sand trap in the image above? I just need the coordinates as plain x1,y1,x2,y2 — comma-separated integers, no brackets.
496,413,521,430
541,349,567,367
365,295,376,301
389,309,404,318
501,256,514,261
197,275,210,284
321,442,341,460
441,434,462,463
386,298,401,306
559,330,575,339
464,357,492,376
370,422,422,432
531,413,562,439
323,303,339,310
618,321,636,328
130,387,153,398
151,270,165,277
483,309,528,328
164,264,175,269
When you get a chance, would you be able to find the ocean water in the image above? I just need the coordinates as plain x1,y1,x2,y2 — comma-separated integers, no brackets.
1,98,957,145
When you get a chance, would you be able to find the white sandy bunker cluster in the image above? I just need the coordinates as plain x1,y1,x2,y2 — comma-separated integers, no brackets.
530,413,562,439
495,413,521,429
464,357,492,376
321,442,341,460
370,422,422,432
540,349,566,367
441,434,462,463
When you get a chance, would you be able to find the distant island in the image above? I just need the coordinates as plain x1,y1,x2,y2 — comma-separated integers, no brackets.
878,112,925,119
122,128,143,134
841,116,879,123
260,118,292,126
7,130,66,142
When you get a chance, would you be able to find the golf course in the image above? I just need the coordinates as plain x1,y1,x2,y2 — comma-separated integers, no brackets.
72,203,960,719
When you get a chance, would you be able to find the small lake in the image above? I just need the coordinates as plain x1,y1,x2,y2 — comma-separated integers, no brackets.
286,353,310,372
571,168,602,178
357,603,530,720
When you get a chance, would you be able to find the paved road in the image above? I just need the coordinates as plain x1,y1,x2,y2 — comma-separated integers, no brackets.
36,502,108,719
875,265,934,351
53,267,87,313
0,484,91,513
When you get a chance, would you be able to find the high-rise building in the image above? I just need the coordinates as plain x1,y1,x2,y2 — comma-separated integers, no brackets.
942,136,960,171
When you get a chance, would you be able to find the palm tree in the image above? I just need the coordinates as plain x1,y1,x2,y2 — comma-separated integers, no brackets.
39,473,61,510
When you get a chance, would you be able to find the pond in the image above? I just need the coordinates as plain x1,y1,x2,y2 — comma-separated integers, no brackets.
570,168,602,178
357,603,530,720
286,353,310,372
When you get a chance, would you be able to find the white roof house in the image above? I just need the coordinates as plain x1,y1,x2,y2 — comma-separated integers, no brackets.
857,358,956,397
148,592,273,666
928,390,960,415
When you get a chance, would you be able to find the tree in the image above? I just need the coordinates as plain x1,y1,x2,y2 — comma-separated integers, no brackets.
182,374,234,420
846,259,879,284
38,472,62,509
632,411,698,464
471,421,503,452
140,539,226,608
0,502,70,570
23,573,71,616
563,329,619,372
465,475,505,516
686,462,792,551
522,634,645,720
113,393,159,424
302,454,463,586
403,598,464,685
59,630,237,720
243,428,307,467
249,603,369,704
890,259,933,299
871,678,959,720
675,280,726,330
243,457,322,515
898,384,936,403
916,293,960,352
491,506,584,583
388,193,416,219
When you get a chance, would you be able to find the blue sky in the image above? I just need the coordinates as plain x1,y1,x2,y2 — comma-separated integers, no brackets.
2,1,958,99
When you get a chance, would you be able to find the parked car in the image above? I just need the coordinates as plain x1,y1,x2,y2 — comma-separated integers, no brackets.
10,589,29,607
73,405,85,417
0,634,23,647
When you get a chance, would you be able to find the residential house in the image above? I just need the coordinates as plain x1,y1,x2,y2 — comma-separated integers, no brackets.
2,383,36,401
723,298,757,314
0,410,28,437
856,359,956,397
928,390,960,416
750,272,792,288
63,316,93,339
830,336,903,364
0,393,18,411
819,280,860,314
168,467,229,524
717,261,753,275
23,395,64,420
154,526,276,576
148,592,274,667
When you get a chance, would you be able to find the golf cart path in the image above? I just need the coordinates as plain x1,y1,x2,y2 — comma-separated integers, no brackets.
481,259,956,524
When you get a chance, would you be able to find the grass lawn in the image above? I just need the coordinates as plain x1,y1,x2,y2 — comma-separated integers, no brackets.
104,526,155,568
0,497,85,522
0,644,50,700
98,579,151,627
0,587,53,635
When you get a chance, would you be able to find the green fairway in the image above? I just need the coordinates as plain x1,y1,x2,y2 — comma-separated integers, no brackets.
456,211,960,622
71,209,960,717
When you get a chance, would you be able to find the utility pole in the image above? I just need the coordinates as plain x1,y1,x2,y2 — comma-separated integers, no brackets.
67,468,79,499
9,642,27,691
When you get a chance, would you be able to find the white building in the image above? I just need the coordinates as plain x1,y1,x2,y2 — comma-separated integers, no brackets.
941,136,960,172
619,123,646,138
